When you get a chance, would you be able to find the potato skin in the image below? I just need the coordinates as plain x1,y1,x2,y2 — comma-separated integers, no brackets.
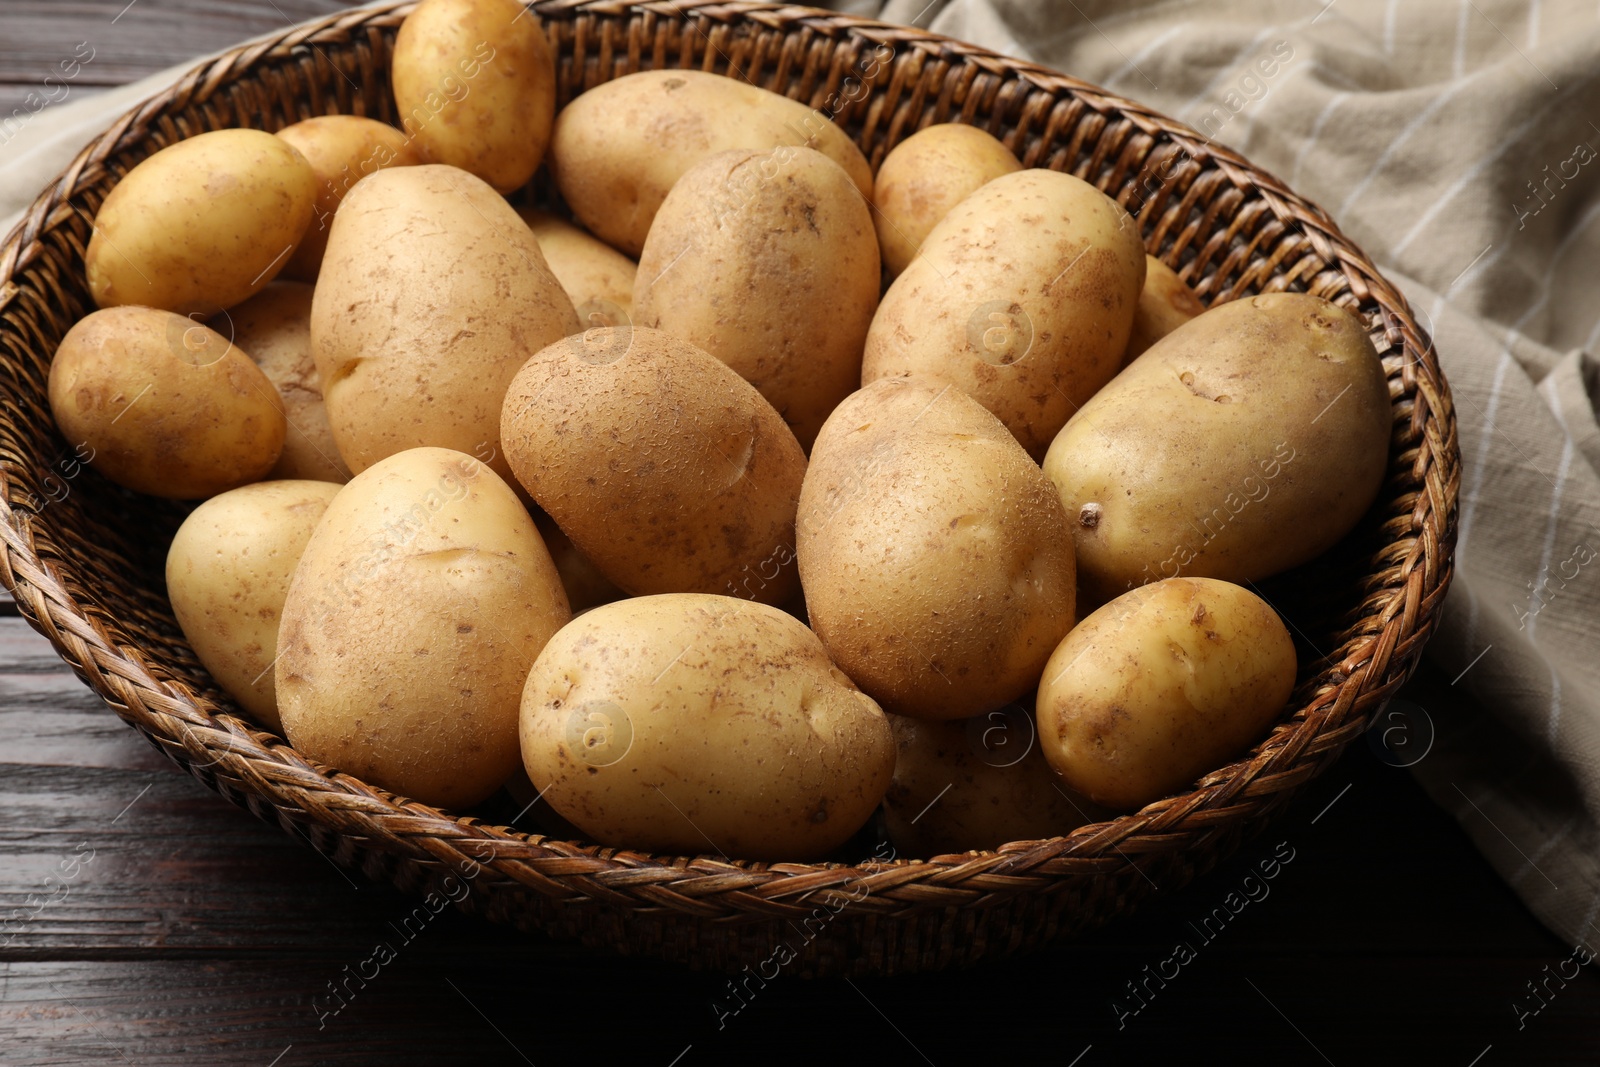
166,480,340,732
48,306,285,499
1122,255,1204,366
501,327,806,603
520,594,895,860
276,447,570,811
634,147,879,449
310,164,578,483
548,69,873,257
276,116,421,281
1035,577,1296,810
797,378,1077,720
515,208,637,326
391,0,555,193
872,123,1022,277
85,129,315,316
221,282,351,483
1042,292,1392,604
861,168,1145,457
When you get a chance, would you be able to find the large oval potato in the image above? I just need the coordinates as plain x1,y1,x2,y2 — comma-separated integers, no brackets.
1036,577,1296,810
85,129,315,315
500,327,807,604
548,69,873,257
872,123,1022,277
276,447,570,810
276,116,421,281
48,306,285,499
520,594,894,860
635,147,879,449
391,0,556,193
516,208,637,327
311,164,578,482
222,282,351,483
797,378,1076,720
1122,255,1205,366
167,480,340,732
1042,292,1392,604
861,168,1146,457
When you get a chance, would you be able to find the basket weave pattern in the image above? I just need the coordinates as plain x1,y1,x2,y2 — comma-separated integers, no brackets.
0,0,1458,976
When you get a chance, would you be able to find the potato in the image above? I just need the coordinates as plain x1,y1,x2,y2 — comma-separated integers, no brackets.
520,593,894,860
515,208,637,327
797,378,1076,720
220,282,350,483
531,509,623,612
634,147,879,449
548,69,873,257
276,447,570,810
872,123,1022,277
166,480,340,732
276,116,421,281
48,306,285,499
500,327,807,604
861,168,1145,457
881,706,1106,856
1042,292,1392,604
391,0,555,193
85,129,315,316
1035,577,1296,810
311,164,578,483
1123,255,1204,365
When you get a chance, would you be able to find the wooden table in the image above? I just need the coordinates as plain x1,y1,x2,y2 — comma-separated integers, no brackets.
3,3,1599,1063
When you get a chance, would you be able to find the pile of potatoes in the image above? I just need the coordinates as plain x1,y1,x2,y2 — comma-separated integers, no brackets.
50,0,1393,862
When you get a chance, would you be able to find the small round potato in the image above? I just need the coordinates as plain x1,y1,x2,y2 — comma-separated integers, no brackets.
516,208,637,327
500,327,808,604
548,69,873,257
520,594,895,860
276,116,421,281
392,0,556,193
221,282,351,483
797,378,1077,720
276,447,571,811
881,708,1106,856
48,306,285,499
85,129,316,316
1123,255,1205,365
872,123,1022,277
1036,577,1297,810
166,480,340,732
635,147,880,449
861,168,1146,458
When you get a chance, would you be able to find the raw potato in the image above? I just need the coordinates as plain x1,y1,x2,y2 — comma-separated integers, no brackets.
221,282,351,483
881,709,1106,856
861,168,1146,457
1036,577,1297,810
872,123,1022,277
531,509,623,612
635,147,879,449
276,447,570,810
797,378,1077,720
1042,292,1392,604
500,327,808,604
1122,255,1205,365
276,116,421,281
548,69,873,257
48,306,285,499
166,480,340,732
391,0,556,193
520,594,895,860
516,208,637,327
85,128,315,316
311,164,578,482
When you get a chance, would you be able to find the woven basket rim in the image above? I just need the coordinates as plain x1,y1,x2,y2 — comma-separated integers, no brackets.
0,0,1459,926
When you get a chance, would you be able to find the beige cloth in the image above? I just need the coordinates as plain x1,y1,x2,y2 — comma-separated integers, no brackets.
5,1,1600,946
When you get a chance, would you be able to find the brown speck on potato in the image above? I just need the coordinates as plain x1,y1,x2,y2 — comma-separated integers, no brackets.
1078,502,1103,529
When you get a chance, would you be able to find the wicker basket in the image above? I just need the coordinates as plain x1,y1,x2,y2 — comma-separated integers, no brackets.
0,0,1457,977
